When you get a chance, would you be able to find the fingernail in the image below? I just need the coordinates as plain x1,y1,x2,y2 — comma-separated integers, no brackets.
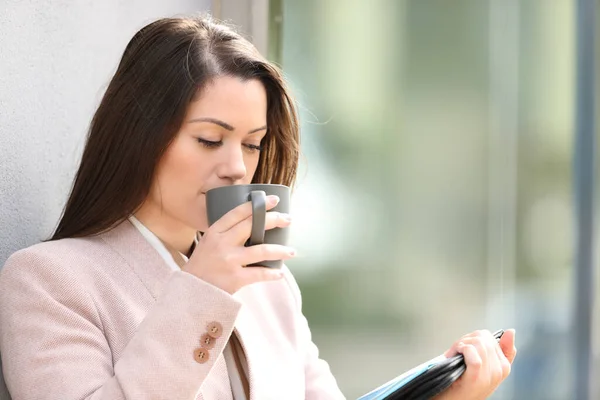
289,248,297,256
282,213,292,223
269,195,280,205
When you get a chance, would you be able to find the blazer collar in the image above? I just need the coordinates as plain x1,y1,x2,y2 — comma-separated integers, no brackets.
99,219,173,300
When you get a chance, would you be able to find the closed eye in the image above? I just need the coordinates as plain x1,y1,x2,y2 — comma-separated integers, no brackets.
197,138,263,152
197,138,222,148
244,143,263,152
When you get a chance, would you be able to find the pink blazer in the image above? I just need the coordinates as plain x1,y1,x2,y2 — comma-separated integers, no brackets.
0,220,345,400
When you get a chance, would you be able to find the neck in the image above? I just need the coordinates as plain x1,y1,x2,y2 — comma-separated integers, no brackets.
133,206,196,257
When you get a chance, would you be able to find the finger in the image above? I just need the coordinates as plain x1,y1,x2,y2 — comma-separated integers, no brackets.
482,335,504,386
499,328,517,364
242,243,296,265
457,343,483,384
466,329,493,340
241,266,285,285
228,211,291,244
461,335,497,386
444,329,489,358
451,330,484,342
264,211,292,230
210,195,280,233
494,340,512,380
459,336,489,365
444,333,475,358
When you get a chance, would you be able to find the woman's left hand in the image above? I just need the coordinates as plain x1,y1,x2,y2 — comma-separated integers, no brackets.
434,329,517,400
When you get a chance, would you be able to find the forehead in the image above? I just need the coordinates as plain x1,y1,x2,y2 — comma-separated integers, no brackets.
187,76,267,122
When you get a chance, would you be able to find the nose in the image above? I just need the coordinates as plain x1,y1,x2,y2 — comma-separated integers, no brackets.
216,145,247,183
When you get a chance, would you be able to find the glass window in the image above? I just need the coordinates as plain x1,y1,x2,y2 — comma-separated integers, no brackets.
278,1,581,398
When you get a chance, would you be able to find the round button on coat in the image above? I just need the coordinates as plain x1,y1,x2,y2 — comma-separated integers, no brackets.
200,333,216,349
193,348,210,364
206,321,223,338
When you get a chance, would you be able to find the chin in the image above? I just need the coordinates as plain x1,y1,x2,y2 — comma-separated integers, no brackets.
179,207,207,232
193,215,209,233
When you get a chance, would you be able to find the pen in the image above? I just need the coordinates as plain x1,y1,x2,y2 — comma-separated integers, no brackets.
493,329,505,341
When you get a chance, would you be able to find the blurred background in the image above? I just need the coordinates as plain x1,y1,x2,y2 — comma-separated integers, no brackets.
0,0,598,399
277,1,597,399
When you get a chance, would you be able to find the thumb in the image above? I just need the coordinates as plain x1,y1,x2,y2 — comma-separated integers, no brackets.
499,328,517,364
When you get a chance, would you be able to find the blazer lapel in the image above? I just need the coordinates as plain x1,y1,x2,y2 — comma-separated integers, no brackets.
232,287,273,400
99,219,174,300
100,220,265,399
232,307,257,399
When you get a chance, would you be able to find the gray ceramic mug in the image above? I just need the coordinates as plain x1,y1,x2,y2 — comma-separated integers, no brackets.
205,184,291,269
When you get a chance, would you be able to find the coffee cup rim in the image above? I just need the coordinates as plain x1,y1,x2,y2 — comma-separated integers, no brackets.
206,183,289,195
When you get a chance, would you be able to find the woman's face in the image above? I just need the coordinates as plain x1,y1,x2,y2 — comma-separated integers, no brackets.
144,76,268,232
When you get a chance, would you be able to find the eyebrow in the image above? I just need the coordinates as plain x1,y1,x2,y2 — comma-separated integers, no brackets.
188,117,267,134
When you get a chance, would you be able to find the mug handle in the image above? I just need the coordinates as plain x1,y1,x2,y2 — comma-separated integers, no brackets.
248,190,266,246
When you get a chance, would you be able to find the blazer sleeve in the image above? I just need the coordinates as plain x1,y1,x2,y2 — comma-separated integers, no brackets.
282,267,346,400
0,248,241,400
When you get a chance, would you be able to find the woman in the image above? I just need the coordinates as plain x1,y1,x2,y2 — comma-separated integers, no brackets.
0,15,516,400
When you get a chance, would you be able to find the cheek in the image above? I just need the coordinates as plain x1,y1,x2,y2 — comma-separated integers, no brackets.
153,145,207,199
244,154,261,183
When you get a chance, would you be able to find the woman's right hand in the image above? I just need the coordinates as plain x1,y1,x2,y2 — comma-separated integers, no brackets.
183,195,295,294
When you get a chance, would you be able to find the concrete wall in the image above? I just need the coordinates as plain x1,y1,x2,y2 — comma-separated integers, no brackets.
0,1,214,397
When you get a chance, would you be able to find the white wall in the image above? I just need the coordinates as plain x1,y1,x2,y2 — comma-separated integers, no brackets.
0,1,213,397
0,0,213,264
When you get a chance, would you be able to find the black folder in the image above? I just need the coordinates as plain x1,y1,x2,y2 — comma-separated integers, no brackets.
357,330,504,400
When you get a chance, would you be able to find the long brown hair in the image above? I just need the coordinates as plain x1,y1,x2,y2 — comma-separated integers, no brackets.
51,15,299,240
